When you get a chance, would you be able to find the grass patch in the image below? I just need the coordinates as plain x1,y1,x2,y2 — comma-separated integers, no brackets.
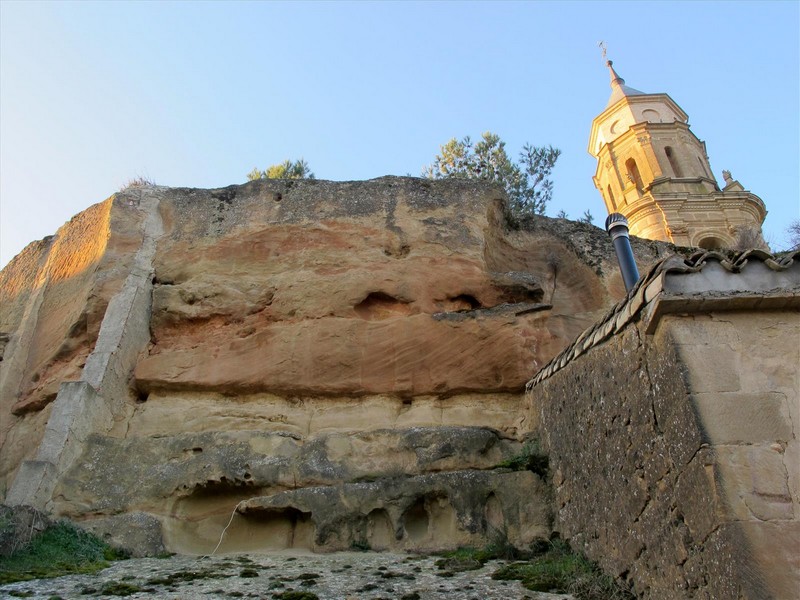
436,535,544,572
350,539,370,552
491,540,634,600
0,522,127,584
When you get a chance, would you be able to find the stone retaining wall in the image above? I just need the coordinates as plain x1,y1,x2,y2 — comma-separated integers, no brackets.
524,251,800,599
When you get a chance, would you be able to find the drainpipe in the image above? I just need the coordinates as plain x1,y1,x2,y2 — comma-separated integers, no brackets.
605,213,640,292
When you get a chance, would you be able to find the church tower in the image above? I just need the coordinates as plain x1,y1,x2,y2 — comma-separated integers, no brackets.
589,61,767,249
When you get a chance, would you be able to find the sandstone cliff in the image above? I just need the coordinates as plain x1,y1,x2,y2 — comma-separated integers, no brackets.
0,177,670,555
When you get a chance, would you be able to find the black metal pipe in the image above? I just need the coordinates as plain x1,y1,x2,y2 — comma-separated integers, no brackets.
605,213,640,292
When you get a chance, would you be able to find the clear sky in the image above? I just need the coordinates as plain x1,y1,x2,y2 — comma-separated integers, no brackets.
1,1,798,268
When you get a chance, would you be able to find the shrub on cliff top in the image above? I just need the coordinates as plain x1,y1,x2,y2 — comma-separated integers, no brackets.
120,176,156,191
247,159,315,181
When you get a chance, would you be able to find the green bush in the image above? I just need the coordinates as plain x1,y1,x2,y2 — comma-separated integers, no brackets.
491,539,633,600
0,521,126,584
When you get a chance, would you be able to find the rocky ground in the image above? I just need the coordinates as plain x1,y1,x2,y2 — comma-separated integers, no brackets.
0,551,572,600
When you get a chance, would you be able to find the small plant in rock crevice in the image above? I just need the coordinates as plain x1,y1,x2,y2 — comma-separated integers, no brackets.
496,439,549,477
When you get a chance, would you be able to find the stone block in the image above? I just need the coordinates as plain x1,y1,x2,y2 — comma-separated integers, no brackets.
5,460,57,509
674,450,718,541
674,342,741,393
736,520,800,600
692,391,792,444
80,512,166,558
713,444,793,521
666,315,740,347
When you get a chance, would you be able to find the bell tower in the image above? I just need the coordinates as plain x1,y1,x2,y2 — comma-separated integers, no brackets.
588,60,767,249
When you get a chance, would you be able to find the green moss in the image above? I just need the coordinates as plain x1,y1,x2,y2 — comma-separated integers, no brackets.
97,581,142,596
272,592,319,600
145,568,225,586
0,522,126,584
350,538,370,551
436,536,537,570
239,568,259,578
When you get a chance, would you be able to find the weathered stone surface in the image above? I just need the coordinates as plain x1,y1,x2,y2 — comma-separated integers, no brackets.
79,512,166,558
238,470,549,553
133,178,663,398
1,177,668,560
52,425,550,555
525,323,706,597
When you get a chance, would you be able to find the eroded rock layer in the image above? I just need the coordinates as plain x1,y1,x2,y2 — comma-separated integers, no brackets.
0,177,668,555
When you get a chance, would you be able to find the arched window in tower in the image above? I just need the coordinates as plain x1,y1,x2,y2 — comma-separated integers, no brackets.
697,236,727,250
625,158,644,193
606,185,617,210
665,146,683,177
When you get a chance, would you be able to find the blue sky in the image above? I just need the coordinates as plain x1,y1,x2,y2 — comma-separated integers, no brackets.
1,1,798,268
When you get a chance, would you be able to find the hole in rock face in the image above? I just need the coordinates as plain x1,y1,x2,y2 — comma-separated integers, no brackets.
383,243,411,258
444,294,482,311
237,507,315,551
485,492,505,535
354,292,412,320
496,286,544,305
366,508,393,550
402,493,459,547
192,447,203,454
167,485,314,553
403,498,429,543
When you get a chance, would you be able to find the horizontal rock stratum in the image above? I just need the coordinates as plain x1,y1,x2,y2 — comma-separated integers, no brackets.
0,177,668,557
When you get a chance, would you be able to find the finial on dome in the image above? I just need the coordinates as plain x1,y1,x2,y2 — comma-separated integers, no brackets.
607,60,625,88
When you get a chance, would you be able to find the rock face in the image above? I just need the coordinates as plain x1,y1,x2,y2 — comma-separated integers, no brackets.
0,177,669,556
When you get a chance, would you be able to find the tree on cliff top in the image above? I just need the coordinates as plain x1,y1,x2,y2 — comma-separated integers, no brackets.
788,220,800,251
247,159,314,181
422,132,560,218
